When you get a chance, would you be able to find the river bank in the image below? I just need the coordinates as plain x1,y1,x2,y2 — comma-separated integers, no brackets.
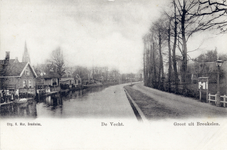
124,83,227,120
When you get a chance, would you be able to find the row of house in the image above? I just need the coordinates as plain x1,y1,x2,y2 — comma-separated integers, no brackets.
0,44,81,101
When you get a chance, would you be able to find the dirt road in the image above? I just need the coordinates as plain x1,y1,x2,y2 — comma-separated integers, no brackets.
125,83,227,119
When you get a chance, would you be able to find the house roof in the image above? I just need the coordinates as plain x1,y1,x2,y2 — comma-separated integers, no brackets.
60,77,74,81
41,72,60,79
0,59,37,78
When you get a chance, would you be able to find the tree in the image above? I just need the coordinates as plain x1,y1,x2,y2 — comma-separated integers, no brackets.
219,53,227,61
48,47,65,78
195,49,217,62
72,66,89,81
150,18,169,90
33,63,48,77
172,0,179,93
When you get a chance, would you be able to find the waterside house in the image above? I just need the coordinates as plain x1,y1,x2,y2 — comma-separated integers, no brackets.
0,52,37,99
60,77,75,88
36,72,60,92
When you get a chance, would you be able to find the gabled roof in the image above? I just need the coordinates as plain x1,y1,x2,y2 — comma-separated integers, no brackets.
0,59,16,64
41,72,60,79
60,77,74,81
0,60,37,78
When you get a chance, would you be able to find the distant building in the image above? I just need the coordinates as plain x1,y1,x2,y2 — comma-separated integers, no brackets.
35,70,60,92
22,41,31,64
60,77,75,87
41,72,60,87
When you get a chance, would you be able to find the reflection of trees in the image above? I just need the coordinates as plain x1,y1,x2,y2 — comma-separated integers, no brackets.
44,93,63,108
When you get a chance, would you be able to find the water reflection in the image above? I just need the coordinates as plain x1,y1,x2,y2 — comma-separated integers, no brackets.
0,100,37,118
1,86,107,118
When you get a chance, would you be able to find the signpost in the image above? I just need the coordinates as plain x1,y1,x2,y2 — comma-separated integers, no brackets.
198,77,209,102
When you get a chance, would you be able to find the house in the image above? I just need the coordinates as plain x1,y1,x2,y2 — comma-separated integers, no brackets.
42,72,60,86
0,52,37,96
176,59,227,86
60,77,75,87
74,74,82,87
37,72,60,92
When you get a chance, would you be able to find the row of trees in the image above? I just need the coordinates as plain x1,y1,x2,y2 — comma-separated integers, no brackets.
34,47,142,84
143,0,227,93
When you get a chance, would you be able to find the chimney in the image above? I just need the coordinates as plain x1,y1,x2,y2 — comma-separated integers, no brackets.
5,51,10,60
15,57,18,63
4,51,10,65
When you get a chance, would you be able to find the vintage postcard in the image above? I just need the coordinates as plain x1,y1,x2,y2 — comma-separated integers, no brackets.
1,0,227,149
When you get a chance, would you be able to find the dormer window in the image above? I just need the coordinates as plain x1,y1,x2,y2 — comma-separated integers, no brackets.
25,68,30,76
23,80,27,88
29,80,32,88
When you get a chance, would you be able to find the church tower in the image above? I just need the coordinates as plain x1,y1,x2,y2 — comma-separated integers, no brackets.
22,41,31,64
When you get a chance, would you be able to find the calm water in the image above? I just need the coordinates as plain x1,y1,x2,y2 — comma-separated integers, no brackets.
0,86,106,119
0,84,135,119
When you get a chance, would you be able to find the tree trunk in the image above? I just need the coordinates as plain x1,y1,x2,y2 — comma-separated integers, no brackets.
158,29,164,90
149,44,154,87
168,22,172,92
153,42,157,88
181,2,188,93
143,41,146,86
172,0,179,93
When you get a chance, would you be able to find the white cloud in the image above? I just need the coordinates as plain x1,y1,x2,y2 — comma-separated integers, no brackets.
2,0,225,74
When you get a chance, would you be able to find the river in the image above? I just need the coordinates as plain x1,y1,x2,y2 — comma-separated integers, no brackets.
0,84,136,119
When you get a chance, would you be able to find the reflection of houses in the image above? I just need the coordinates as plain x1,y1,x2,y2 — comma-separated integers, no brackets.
0,52,37,96
0,100,37,118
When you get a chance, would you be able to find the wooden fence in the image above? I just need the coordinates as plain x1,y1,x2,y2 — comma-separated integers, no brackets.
208,93,227,107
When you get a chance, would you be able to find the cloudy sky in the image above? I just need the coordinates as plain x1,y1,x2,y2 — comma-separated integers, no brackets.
1,0,226,73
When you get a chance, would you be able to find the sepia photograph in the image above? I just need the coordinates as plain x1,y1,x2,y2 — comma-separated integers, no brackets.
0,0,227,149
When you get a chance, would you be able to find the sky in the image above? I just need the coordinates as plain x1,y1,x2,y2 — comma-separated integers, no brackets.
1,0,227,73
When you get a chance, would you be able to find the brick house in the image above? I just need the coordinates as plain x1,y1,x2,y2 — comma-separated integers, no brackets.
0,52,37,96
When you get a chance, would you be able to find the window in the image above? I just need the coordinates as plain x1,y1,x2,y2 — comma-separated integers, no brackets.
25,68,30,76
29,80,32,88
23,80,27,88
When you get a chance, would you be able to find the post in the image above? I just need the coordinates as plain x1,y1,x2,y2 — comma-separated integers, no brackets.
216,65,221,107
224,95,226,107
208,93,210,103
206,78,209,103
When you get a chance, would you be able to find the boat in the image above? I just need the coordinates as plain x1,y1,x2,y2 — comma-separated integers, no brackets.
15,98,33,104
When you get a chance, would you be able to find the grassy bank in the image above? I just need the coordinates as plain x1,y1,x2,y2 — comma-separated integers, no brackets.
124,85,182,120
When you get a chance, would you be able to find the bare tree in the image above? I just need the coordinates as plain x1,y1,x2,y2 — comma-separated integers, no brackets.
172,0,179,93
172,0,227,92
72,66,89,81
150,18,169,90
48,47,65,78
